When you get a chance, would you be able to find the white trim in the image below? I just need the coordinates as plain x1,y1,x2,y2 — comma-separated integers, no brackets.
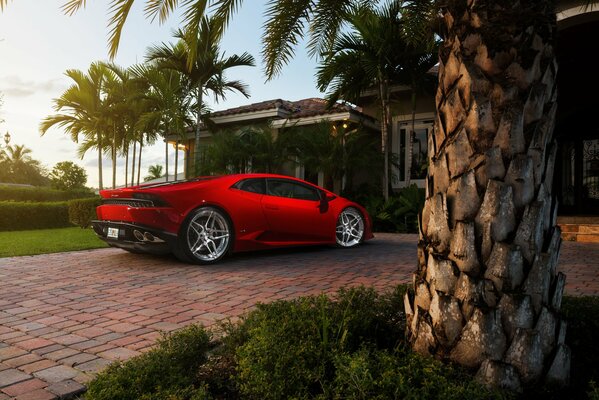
270,112,379,130
210,107,289,124
393,112,435,123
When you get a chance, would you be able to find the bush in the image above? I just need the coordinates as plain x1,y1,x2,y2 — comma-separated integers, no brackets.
68,197,101,228
86,325,212,400
330,348,506,400
343,184,425,233
0,185,94,202
232,286,501,399
84,287,599,400
0,201,70,231
562,296,599,399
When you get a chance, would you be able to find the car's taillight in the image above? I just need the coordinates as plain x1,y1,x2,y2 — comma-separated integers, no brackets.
132,192,170,207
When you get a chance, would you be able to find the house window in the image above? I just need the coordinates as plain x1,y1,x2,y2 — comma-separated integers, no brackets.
393,119,433,188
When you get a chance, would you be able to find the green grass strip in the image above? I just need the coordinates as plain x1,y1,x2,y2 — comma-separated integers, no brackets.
0,227,108,257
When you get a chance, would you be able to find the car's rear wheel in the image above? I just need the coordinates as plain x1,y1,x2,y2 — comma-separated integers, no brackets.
336,207,365,248
179,207,233,264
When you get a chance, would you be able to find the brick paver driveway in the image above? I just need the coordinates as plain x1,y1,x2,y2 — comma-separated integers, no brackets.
1,233,598,399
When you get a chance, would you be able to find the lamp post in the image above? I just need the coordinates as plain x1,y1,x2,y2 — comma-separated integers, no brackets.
0,131,10,149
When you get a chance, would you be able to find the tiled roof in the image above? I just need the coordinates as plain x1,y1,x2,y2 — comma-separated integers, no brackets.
209,97,362,119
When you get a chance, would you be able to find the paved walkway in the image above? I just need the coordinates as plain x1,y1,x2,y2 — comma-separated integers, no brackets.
0,233,597,399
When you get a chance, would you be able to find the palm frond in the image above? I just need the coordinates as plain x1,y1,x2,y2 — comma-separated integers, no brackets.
211,0,243,34
107,0,135,59
144,0,179,23
61,0,85,15
262,0,311,80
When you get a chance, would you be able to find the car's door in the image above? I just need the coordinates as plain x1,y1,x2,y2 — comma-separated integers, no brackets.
261,178,331,242
228,178,269,242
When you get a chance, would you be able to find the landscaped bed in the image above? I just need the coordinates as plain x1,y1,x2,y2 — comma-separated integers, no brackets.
85,286,599,400
0,226,107,257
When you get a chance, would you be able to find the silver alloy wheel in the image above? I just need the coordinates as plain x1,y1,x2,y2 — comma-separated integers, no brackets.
336,207,364,247
186,208,231,262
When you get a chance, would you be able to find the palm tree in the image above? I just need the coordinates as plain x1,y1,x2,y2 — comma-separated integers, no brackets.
41,62,110,189
316,2,437,199
146,21,255,176
144,164,164,181
133,64,193,182
400,1,568,391
0,144,48,185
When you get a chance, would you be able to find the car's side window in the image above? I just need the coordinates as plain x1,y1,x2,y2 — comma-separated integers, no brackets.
233,178,266,194
266,179,320,201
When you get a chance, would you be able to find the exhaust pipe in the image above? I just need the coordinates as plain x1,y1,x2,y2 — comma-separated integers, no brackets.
133,229,165,243
143,232,155,242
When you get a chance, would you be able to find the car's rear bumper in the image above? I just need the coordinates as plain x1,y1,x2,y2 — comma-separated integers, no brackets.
91,220,178,255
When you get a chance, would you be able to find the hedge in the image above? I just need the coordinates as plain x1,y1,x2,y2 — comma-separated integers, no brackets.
0,201,71,231
0,185,95,202
68,198,101,228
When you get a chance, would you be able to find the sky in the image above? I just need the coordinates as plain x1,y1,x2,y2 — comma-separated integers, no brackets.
0,0,323,188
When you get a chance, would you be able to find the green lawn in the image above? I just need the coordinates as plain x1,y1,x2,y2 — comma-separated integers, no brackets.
0,227,108,257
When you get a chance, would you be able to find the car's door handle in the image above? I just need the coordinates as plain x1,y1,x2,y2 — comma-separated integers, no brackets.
265,204,279,210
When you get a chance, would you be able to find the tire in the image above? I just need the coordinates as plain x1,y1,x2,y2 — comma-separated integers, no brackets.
335,207,365,248
177,207,233,264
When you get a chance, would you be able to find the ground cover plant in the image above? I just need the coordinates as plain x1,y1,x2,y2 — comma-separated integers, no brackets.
0,227,107,257
85,286,599,399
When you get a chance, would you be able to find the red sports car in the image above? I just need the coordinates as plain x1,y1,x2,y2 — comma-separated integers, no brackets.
92,173,373,264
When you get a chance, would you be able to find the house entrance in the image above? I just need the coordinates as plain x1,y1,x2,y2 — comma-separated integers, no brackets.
554,14,599,215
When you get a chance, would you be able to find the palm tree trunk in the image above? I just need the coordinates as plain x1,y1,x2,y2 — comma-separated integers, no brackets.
137,139,143,186
379,75,391,201
174,140,179,180
97,132,103,190
404,1,567,391
406,88,417,186
194,87,203,177
165,131,169,182
131,140,137,187
124,143,129,188
112,127,117,189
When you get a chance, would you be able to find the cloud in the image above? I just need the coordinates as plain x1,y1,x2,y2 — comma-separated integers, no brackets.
0,76,65,98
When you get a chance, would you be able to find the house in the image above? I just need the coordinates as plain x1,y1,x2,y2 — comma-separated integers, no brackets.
166,97,378,188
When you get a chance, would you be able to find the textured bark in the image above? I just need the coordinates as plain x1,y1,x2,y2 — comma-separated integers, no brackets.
405,0,568,391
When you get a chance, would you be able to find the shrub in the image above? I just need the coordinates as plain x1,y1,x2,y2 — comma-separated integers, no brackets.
329,348,506,400
0,201,70,231
68,197,101,228
561,296,599,400
0,185,94,202
233,286,417,400
86,325,212,400
343,184,425,233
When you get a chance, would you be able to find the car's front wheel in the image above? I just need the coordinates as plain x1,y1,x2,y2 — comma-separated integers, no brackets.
335,207,365,248
178,207,233,264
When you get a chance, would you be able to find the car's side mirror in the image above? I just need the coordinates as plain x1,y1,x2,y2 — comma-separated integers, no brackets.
318,193,335,213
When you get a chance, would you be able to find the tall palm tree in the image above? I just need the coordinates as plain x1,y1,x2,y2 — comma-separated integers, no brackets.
41,62,110,189
133,64,193,182
400,0,568,391
316,2,437,199
146,21,255,176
